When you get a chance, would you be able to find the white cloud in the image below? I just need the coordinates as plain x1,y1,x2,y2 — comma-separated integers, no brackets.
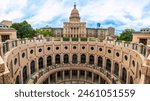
0,0,27,21
0,0,150,33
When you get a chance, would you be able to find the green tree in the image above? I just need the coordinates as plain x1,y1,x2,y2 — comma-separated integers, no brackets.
36,29,53,37
11,21,36,38
117,29,134,41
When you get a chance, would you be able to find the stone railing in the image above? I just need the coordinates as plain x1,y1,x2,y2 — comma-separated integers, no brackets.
0,37,147,58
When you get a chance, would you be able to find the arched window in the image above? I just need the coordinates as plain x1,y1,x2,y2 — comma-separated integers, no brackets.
30,60,35,75
98,56,103,67
122,68,127,84
81,54,86,64
55,54,60,64
47,56,52,66
89,55,94,65
15,75,20,84
72,54,77,64
38,57,43,70
106,59,111,72
23,66,27,84
64,54,69,64
114,63,119,76
130,76,133,84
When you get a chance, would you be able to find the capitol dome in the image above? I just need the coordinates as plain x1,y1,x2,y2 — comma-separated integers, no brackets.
69,3,80,22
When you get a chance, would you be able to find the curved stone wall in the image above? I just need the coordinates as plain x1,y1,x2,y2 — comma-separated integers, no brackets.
0,37,149,84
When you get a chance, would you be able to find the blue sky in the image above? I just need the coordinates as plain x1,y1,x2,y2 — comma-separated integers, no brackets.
0,0,150,34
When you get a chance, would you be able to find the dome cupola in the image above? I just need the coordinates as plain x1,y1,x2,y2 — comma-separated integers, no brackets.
69,2,80,22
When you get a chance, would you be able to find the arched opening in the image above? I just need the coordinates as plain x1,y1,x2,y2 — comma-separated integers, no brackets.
30,60,35,75
106,59,111,72
130,76,133,84
122,68,127,84
72,54,77,64
38,57,43,70
55,54,60,64
15,75,20,84
139,70,141,79
114,63,119,76
89,55,94,65
98,56,103,67
64,54,69,64
23,66,27,84
81,54,86,64
47,56,52,66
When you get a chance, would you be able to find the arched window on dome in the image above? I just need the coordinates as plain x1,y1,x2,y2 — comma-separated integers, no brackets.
23,66,27,84
130,76,133,84
47,56,52,66
15,75,20,84
89,55,94,65
38,57,43,70
72,54,77,64
64,54,69,64
122,68,127,84
106,59,111,72
98,56,103,67
55,54,60,64
114,63,119,76
30,60,35,75
81,54,86,64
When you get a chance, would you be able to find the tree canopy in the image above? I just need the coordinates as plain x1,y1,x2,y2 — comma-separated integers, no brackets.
11,21,36,38
117,29,134,42
36,29,53,37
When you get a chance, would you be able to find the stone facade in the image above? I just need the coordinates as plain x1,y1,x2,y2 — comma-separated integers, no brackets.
0,20,17,42
0,37,149,84
132,28,150,45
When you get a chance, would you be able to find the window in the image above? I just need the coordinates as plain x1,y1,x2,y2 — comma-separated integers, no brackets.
56,47,59,50
89,55,94,65
99,48,102,51
130,76,133,84
122,68,127,84
55,54,60,64
30,50,33,54
14,58,17,65
106,59,111,72
22,53,25,58
47,56,52,66
124,55,128,60
23,66,27,84
15,75,20,84
114,63,119,76
39,48,42,52
82,46,85,49
73,46,76,49
1,35,9,42
47,47,51,50
64,54,69,64
91,47,94,50
132,60,135,67
30,60,35,75
64,46,68,50
116,52,119,57
72,54,77,64
108,49,111,53
38,57,43,70
98,56,103,67
81,54,86,64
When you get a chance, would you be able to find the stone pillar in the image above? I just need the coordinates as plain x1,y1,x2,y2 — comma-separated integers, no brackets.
55,73,57,83
0,42,4,58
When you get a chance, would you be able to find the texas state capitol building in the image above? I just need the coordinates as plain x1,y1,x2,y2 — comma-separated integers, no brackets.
0,3,150,84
